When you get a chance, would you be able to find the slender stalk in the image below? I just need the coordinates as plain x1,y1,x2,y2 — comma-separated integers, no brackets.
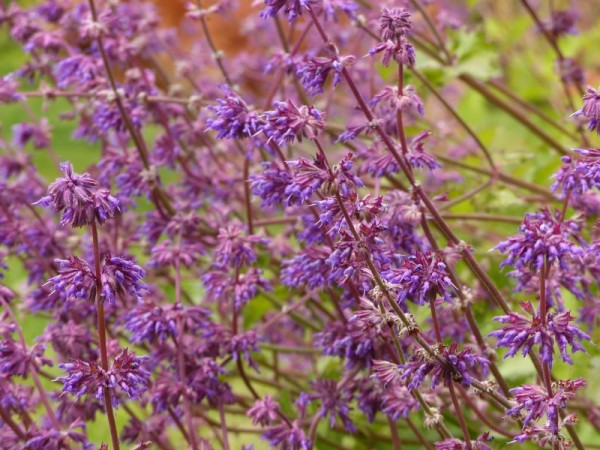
174,257,199,450
447,380,473,449
388,416,402,450
405,418,434,450
0,404,32,449
91,222,120,450
218,403,231,450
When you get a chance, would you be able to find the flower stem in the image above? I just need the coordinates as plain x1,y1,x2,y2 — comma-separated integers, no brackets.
447,379,473,449
91,222,120,450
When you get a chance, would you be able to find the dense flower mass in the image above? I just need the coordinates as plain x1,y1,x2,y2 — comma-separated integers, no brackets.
383,252,455,304
495,208,584,272
0,0,598,449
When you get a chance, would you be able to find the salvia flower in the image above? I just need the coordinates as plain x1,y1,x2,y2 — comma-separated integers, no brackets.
495,208,584,272
573,87,600,134
261,100,325,145
262,419,312,450
58,349,150,407
435,434,492,450
46,256,95,301
124,302,178,344
381,385,420,420
260,0,313,23
247,395,280,426
205,90,262,140
34,162,119,228
554,148,600,194
489,302,590,367
296,55,354,96
25,420,92,450
250,161,293,207
0,74,23,103
371,85,424,116
369,37,416,67
507,379,585,433
309,379,355,431
100,255,147,304
397,343,489,390
382,252,455,304
379,7,413,41
215,222,266,267
0,339,52,378
543,9,578,38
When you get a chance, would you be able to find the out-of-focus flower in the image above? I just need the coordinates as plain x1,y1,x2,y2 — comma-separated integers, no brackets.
247,395,280,426
574,87,600,134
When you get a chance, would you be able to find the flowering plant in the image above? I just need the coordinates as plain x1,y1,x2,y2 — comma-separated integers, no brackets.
0,0,599,449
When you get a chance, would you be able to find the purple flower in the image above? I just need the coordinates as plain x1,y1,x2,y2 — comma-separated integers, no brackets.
12,120,51,149
397,343,489,390
100,255,146,303
281,247,331,289
285,152,363,206
0,75,23,103
229,330,261,369
379,7,413,41
573,87,600,134
46,256,95,301
0,339,52,378
36,0,65,23
369,38,416,68
383,252,455,304
296,55,354,96
203,267,271,309
554,149,600,194
58,349,150,407
495,208,584,272
557,57,584,85
149,240,204,267
381,385,420,420
261,100,326,145
315,317,389,369
206,90,262,140
260,0,313,23
247,395,280,426
371,85,424,116
125,302,178,344
435,435,492,450
543,9,578,38
508,379,585,433
308,379,355,431
54,55,100,88
215,223,266,268
262,419,312,450
41,321,97,361
489,302,590,367
318,0,358,22
25,420,92,450
34,162,120,228
250,161,293,207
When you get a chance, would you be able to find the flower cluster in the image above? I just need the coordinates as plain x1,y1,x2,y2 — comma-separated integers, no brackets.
489,302,590,367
